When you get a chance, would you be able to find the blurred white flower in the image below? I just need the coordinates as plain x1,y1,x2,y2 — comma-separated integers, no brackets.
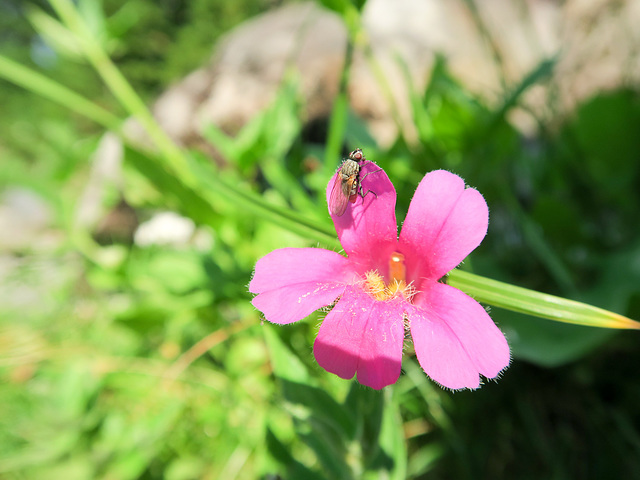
134,212,196,247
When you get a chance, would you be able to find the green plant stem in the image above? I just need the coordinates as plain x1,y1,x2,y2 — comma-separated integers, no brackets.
189,154,339,245
48,0,195,187
323,33,354,183
0,55,121,131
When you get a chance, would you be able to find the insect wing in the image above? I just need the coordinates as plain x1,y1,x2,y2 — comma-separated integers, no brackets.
346,175,358,203
329,173,350,216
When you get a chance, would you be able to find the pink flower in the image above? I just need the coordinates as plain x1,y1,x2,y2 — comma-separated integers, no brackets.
249,162,510,390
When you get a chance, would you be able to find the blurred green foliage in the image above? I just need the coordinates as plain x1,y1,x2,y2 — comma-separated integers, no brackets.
1,0,640,479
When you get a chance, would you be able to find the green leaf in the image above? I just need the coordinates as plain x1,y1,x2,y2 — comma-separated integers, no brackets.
318,0,367,15
448,269,640,330
374,390,407,480
491,308,615,367
263,325,310,384
265,427,326,480
571,90,640,203
486,56,556,132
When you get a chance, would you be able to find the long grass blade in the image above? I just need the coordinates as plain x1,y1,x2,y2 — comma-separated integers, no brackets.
448,269,640,330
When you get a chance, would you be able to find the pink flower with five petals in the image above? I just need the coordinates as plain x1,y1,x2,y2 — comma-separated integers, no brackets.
250,162,510,390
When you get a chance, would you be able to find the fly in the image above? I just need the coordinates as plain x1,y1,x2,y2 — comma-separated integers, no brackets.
329,148,382,217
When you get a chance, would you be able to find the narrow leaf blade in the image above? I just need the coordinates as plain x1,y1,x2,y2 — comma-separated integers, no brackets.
448,270,640,330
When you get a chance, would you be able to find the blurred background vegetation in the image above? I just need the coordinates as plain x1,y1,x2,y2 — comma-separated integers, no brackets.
1,0,640,478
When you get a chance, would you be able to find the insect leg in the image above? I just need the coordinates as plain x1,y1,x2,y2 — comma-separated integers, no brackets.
358,168,383,199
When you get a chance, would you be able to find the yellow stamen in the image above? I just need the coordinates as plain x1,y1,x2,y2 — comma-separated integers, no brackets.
362,252,415,301
363,271,388,301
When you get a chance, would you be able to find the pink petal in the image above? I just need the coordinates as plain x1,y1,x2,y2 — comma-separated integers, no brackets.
250,248,354,325
249,248,353,293
326,161,398,275
252,282,345,325
398,170,488,284
313,285,406,389
409,283,510,390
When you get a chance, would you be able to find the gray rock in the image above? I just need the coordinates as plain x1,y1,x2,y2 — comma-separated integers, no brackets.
149,0,640,149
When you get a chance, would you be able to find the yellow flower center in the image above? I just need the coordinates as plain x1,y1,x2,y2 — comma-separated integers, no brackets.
362,252,415,301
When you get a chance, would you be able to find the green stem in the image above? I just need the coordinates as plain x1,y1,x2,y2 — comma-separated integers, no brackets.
48,0,195,186
0,55,121,131
323,29,354,184
189,154,340,245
